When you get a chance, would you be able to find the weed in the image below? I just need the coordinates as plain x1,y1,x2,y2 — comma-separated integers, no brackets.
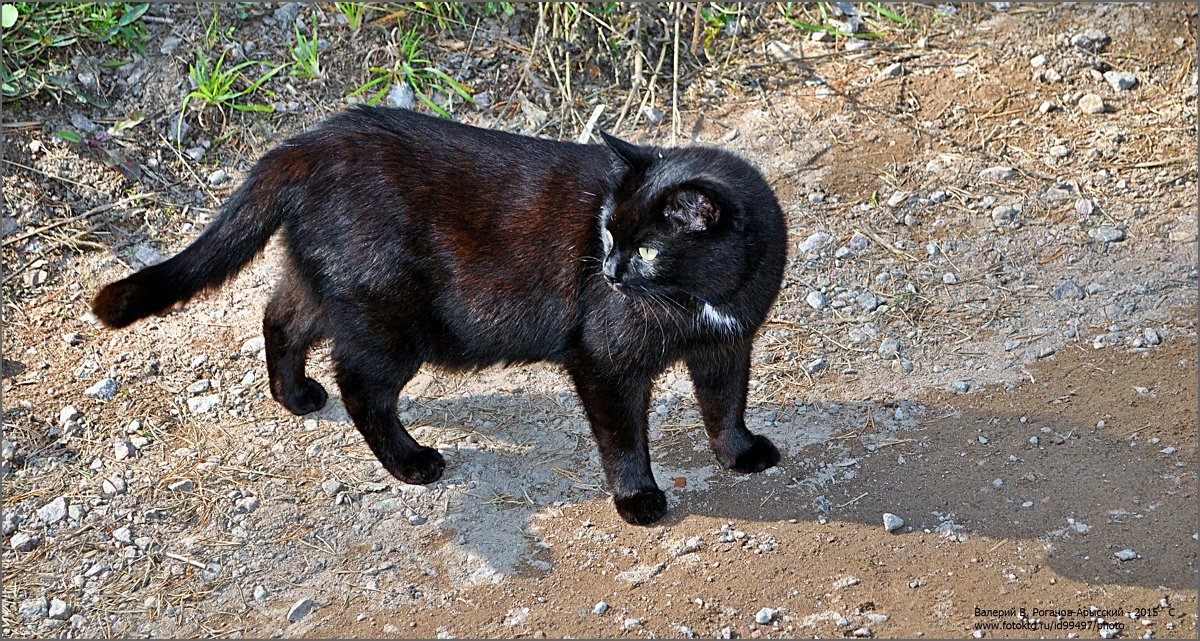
334,2,369,31
290,11,322,79
1,2,150,102
178,47,285,141
347,24,472,117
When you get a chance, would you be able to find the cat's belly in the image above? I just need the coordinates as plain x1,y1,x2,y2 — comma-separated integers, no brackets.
422,296,576,369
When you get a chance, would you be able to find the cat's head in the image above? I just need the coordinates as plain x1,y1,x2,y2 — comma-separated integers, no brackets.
596,131,770,306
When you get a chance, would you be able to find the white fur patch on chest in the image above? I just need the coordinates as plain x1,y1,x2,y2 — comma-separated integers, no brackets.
701,303,740,333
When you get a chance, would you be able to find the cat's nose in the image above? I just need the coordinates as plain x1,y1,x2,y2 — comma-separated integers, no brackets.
602,254,625,284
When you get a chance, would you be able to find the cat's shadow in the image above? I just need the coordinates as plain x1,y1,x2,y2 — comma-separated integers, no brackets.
314,391,1194,590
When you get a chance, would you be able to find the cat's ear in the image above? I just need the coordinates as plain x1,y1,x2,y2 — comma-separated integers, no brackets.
664,188,720,231
598,130,648,168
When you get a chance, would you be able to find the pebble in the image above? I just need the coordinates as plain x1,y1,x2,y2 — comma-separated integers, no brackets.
287,598,316,622
235,496,261,513
641,106,665,126
114,439,135,460
1052,279,1086,301
593,601,609,615
19,596,48,618
1099,626,1120,639
113,525,133,544
321,479,345,496
84,378,119,401
886,191,910,207
241,336,266,354
1142,328,1161,345
754,607,776,624
673,536,702,557
1079,93,1106,114
102,474,127,495
2,512,20,535
38,496,69,525
878,338,900,360
387,83,416,110
952,380,971,393
1038,100,1058,114
805,291,828,309
799,231,831,254
1030,54,1046,67
160,37,182,55
1071,28,1110,52
187,379,212,394
1089,226,1127,243
806,358,829,375
942,272,960,284
1075,198,1097,216
857,291,879,312
833,575,861,589
168,478,195,492
844,38,870,51
1160,447,1177,455
882,512,904,532
848,233,869,250
188,395,221,414
979,166,1015,181
1104,71,1138,91
208,169,231,186
254,585,269,601
11,532,41,552
1114,549,1138,561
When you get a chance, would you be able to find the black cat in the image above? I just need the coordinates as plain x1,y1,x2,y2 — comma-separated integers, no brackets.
93,107,788,525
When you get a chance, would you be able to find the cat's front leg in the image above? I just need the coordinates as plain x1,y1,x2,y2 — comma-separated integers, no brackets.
566,353,667,525
686,340,781,473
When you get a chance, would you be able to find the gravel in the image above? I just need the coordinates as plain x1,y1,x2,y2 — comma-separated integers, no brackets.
83,378,119,401
882,513,905,532
187,395,221,414
48,598,72,620
1104,71,1138,91
805,290,829,310
951,380,971,393
321,479,345,496
11,532,41,552
1070,28,1110,52
19,597,48,619
1114,549,1138,561
1052,279,1086,301
1089,226,1127,243
38,496,68,525
754,607,776,624
113,525,134,544
1078,93,1106,114
287,597,317,622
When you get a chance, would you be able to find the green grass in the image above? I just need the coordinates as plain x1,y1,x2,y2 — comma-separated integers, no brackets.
334,2,369,31
1,2,150,103
177,47,285,141
347,24,473,117
290,11,322,79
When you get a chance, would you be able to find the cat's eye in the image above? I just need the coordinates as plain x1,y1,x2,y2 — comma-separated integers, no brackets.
638,247,658,261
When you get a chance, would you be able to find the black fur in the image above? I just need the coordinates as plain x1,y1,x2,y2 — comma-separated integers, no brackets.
93,107,788,525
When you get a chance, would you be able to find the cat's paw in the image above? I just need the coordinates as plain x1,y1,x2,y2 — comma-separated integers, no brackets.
721,434,780,474
278,378,328,415
393,446,445,485
613,489,668,525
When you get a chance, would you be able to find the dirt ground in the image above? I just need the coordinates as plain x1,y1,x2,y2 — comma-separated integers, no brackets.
2,2,1197,639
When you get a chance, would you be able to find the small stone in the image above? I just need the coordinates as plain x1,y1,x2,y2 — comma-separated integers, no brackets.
1142,329,1161,345
168,478,195,492
879,338,900,360
11,532,41,552
1038,100,1058,114
755,607,776,625
1099,626,1120,639
208,169,231,186
991,205,1018,226
799,231,831,254
641,106,665,126
1029,436,1040,445
1030,54,1047,67
1075,198,1096,216
980,166,1015,181
114,439,135,460
1079,93,1106,114
234,496,261,513
187,379,211,394
886,191,910,207
1052,279,1086,301
188,395,221,414
387,83,416,109
18,596,48,618
84,378,119,401
1048,144,1070,158
593,601,609,615
882,512,904,532
952,380,971,393
806,291,829,310
808,192,826,204
2,512,20,535
321,479,345,496
113,525,134,544
1114,549,1137,561
38,496,69,525
287,598,317,622
848,233,869,250
1089,226,1127,243
942,272,960,285
1161,446,1178,455
806,358,829,375
254,585,269,602
1104,71,1138,91
1037,347,1056,358
857,291,880,312
240,336,266,354
103,474,127,495
1071,28,1110,52
1068,518,1091,534
673,536,702,557
834,246,853,259
623,617,643,629
852,627,873,637
833,575,861,589
160,37,182,55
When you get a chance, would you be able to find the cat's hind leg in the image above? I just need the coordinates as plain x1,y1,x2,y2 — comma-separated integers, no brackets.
263,263,328,415
686,340,780,473
332,338,444,485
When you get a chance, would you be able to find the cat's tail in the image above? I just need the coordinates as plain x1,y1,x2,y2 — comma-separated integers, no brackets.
92,145,311,328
